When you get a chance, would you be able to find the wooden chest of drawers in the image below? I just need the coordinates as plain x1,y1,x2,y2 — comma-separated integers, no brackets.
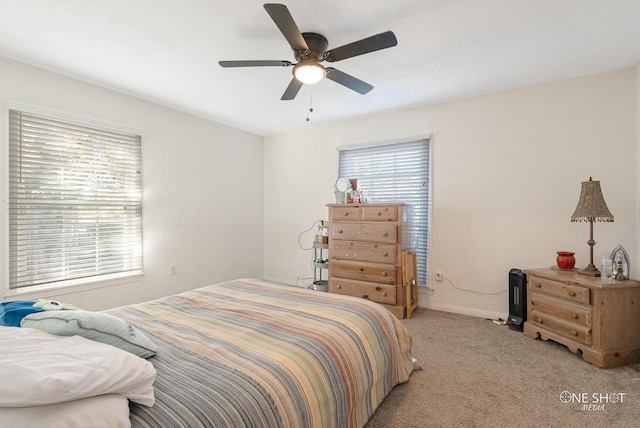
523,268,640,368
327,203,413,318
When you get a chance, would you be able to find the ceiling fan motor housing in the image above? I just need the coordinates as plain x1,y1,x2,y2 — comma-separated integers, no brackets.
295,32,328,61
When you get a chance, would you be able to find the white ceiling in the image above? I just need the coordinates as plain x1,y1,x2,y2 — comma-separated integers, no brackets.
1,0,639,136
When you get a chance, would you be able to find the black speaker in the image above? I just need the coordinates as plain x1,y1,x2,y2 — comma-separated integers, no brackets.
508,268,527,331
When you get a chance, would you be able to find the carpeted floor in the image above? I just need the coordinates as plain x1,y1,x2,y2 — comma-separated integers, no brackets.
365,309,640,428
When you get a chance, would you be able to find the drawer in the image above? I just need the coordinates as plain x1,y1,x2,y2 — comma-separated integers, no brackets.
528,276,590,305
330,241,397,264
331,222,397,244
331,206,362,221
329,278,396,305
530,295,591,328
362,206,398,221
330,260,396,284
529,310,592,345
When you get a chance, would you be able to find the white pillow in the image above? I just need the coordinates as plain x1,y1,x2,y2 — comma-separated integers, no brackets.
0,326,156,407
21,310,157,358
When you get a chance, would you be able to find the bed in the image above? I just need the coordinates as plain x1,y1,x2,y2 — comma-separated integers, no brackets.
1,278,414,427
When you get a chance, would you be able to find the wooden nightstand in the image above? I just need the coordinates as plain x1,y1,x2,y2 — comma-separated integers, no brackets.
523,268,640,368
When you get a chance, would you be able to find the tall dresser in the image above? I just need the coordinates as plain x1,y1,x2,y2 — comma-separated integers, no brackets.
327,203,413,318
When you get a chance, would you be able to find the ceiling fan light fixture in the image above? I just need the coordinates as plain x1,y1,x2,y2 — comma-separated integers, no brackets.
293,62,325,85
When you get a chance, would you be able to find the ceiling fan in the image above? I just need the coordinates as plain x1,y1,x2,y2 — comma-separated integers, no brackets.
219,3,398,100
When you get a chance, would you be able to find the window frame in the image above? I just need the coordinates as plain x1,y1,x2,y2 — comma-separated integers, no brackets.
338,138,432,286
5,100,144,294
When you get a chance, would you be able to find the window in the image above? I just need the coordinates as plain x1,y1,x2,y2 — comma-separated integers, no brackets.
8,106,142,290
339,139,431,285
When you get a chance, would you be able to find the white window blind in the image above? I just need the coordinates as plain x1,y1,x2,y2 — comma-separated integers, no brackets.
8,109,143,290
339,139,430,285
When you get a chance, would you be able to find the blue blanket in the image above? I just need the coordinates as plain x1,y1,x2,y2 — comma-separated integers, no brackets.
0,301,42,327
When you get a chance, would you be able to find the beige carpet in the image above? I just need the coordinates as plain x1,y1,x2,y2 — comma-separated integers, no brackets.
366,309,640,428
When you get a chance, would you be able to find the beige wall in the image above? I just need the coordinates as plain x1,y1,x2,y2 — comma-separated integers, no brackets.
1,56,637,320
0,57,265,310
264,68,638,319
637,63,640,279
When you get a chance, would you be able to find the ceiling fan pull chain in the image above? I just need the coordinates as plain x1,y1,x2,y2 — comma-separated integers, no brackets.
306,87,314,122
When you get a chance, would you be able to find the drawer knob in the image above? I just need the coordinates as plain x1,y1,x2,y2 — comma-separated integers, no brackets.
336,285,342,289
362,294,369,299
338,230,343,234
377,212,382,216
344,212,349,216
534,283,542,288
571,313,578,319
381,272,387,276
536,318,543,324
571,330,578,336
383,252,388,256
568,291,576,297
382,292,387,296
383,232,388,236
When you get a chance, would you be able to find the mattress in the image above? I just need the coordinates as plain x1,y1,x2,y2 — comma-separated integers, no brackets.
108,278,414,427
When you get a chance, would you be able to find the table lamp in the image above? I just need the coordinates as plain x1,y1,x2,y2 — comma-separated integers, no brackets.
570,177,614,276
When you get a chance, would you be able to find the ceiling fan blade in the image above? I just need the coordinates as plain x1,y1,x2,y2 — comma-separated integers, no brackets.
264,3,308,52
219,60,293,68
325,68,373,94
325,31,397,62
281,77,304,100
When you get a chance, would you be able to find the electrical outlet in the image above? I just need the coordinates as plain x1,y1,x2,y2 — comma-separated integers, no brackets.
435,271,444,281
424,287,434,295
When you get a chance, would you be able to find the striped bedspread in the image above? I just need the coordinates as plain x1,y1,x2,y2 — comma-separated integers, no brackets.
109,278,414,428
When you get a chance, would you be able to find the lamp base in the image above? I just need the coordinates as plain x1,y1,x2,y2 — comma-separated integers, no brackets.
578,264,601,277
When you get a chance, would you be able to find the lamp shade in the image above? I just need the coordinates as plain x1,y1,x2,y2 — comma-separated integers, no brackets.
570,177,614,222
293,62,325,85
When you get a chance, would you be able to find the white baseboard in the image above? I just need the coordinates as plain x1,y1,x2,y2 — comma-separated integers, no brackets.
419,300,507,321
261,276,302,287
264,278,509,320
